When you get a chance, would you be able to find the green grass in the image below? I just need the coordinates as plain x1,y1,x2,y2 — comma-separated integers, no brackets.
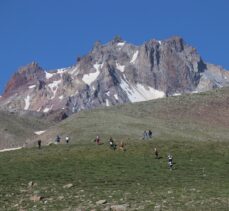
1,87,229,210
0,138,229,210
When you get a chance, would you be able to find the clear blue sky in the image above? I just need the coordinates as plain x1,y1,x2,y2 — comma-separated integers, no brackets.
1,0,229,94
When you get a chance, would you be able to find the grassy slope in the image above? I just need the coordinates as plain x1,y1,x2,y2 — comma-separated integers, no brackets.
0,140,228,210
37,87,229,145
0,87,229,210
0,111,51,149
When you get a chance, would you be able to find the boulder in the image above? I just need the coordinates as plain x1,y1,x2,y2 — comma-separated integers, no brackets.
63,183,74,189
96,199,107,205
30,195,44,202
110,204,129,211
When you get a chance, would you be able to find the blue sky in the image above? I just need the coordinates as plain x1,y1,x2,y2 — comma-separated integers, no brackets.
0,0,229,94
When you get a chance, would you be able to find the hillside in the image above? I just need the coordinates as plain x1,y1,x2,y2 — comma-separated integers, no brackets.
0,131,228,210
0,87,229,210
0,111,51,149
1,86,228,150
32,87,229,146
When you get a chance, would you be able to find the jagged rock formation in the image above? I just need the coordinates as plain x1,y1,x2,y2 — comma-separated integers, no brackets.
0,36,229,117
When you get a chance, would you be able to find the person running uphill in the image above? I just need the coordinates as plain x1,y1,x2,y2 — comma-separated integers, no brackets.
38,140,41,149
154,148,159,159
119,141,126,151
65,136,70,144
168,154,173,170
109,137,117,150
55,135,61,144
95,136,100,145
149,130,152,138
143,130,148,140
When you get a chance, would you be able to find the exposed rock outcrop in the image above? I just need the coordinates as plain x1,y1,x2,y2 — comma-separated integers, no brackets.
0,36,228,117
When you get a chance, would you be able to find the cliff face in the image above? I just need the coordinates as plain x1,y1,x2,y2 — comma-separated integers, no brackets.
3,62,45,98
1,36,229,117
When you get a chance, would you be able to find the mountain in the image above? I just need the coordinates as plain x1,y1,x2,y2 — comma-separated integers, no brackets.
0,36,229,117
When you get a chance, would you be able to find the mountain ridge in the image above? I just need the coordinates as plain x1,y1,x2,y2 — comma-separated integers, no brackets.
1,36,229,117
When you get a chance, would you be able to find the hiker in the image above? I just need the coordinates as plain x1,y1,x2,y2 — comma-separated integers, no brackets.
143,130,148,140
95,135,100,145
119,141,126,151
65,136,70,144
149,130,152,138
154,148,159,159
168,154,173,170
38,140,41,149
109,137,117,150
55,135,61,144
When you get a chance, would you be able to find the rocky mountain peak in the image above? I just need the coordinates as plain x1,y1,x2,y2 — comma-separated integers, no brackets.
0,36,229,118
18,61,43,74
93,41,102,51
165,36,184,52
3,62,45,98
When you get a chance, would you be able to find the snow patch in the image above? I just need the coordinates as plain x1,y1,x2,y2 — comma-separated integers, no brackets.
123,74,127,80
130,50,139,64
114,94,119,100
0,147,22,153
70,66,79,75
29,85,36,89
45,71,54,79
94,63,103,71
173,93,181,96
45,67,70,80
59,95,64,100
117,42,125,46
34,130,46,135
82,63,102,85
106,99,110,107
116,62,125,72
158,40,162,45
106,91,110,96
43,105,53,113
43,107,50,113
48,80,62,99
57,68,67,75
120,78,165,102
24,95,31,110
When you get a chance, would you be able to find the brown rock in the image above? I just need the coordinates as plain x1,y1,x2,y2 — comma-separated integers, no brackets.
30,195,44,202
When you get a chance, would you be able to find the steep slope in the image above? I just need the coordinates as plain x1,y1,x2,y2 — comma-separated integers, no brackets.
1,36,229,116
